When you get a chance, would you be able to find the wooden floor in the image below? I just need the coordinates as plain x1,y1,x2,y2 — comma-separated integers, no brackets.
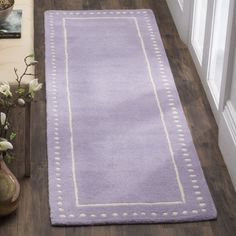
1,0,236,235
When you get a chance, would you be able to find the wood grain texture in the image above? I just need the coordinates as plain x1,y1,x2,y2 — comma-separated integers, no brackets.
0,0,236,235
24,103,31,177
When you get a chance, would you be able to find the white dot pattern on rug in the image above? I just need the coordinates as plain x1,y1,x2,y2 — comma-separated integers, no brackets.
56,208,211,219
48,14,64,216
47,10,212,222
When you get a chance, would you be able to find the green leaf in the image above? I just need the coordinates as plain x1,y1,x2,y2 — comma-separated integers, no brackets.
4,152,14,164
16,87,25,95
10,132,16,141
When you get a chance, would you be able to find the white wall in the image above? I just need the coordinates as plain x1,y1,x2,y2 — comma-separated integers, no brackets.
219,44,236,190
230,58,236,111
218,0,236,190
166,0,191,44
166,0,236,190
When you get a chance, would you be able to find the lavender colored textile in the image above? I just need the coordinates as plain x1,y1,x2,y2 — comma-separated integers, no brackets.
45,10,217,225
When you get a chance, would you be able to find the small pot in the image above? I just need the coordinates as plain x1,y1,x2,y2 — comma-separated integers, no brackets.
0,0,14,22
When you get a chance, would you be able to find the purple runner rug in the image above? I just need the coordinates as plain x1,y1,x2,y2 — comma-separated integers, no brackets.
45,9,217,225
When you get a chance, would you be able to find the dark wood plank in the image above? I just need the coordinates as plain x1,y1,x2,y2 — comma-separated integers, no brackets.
24,103,31,177
100,0,121,9
1,0,236,235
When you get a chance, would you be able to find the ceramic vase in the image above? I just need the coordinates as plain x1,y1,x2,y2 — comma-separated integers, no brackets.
0,159,20,216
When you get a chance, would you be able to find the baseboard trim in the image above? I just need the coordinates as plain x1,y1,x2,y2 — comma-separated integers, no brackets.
219,101,236,191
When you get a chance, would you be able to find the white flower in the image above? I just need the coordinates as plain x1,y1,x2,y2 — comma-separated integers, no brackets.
29,79,43,96
0,112,6,125
0,82,12,97
17,98,25,106
0,140,13,151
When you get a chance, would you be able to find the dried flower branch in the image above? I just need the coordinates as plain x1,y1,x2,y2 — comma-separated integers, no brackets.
0,55,42,163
